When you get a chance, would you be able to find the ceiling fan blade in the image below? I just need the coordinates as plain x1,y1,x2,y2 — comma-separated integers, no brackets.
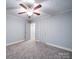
18,12,26,14
19,4,27,9
34,4,42,10
34,12,40,15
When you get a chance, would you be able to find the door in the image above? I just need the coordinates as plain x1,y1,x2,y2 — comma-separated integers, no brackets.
30,23,35,40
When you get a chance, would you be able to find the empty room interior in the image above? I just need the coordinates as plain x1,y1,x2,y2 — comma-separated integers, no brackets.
6,0,72,59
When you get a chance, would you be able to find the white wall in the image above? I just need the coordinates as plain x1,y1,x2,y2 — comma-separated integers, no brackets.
35,11,72,49
6,12,30,44
25,21,30,41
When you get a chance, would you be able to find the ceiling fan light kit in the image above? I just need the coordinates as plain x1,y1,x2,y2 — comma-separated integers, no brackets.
27,9,33,16
18,1,42,18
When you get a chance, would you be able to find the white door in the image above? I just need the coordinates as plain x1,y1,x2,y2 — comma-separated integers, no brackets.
30,23,35,40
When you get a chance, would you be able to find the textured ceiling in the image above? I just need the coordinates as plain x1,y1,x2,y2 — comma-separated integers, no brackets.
6,0,72,20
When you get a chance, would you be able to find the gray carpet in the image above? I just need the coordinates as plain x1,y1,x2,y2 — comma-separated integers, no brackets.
6,40,72,59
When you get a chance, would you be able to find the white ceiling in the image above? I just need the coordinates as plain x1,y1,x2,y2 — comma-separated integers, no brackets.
6,0,47,9
6,0,72,20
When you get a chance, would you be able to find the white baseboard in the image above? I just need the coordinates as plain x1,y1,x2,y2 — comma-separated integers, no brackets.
36,40,72,52
6,40,24,46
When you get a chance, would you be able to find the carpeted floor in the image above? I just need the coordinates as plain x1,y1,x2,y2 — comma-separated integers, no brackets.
6,40,72,59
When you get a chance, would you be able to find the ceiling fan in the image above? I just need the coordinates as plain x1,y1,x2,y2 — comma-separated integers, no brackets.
18,2,42,18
